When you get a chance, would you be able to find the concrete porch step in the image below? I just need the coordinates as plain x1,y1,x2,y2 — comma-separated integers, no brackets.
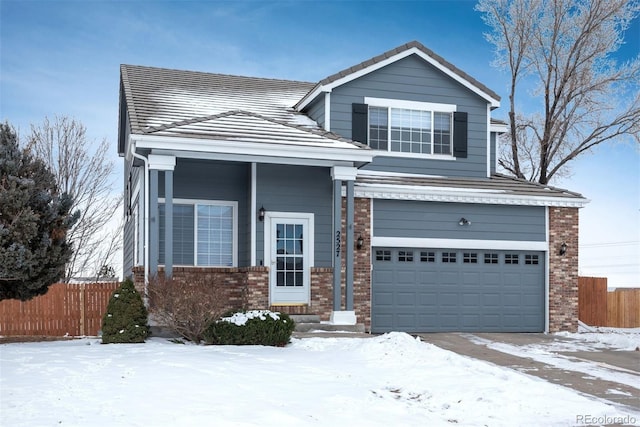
289,314,321,324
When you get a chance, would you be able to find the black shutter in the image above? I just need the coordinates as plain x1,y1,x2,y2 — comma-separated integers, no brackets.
453,111,468,158
352,103,368,144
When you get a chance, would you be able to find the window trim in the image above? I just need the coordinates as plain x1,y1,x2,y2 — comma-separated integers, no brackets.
159,198,238,267
364,97,457,158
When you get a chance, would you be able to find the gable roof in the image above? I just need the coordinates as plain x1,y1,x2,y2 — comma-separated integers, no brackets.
295,41,501,111
119,64,366,155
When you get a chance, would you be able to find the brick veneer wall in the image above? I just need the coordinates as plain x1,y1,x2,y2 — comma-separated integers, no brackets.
548,207,580,332
132,266,269,313
338,197,372,330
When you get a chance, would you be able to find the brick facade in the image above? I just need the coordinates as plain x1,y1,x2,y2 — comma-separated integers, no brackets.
548,207,580,332
338,197,372,329
132,266,269,314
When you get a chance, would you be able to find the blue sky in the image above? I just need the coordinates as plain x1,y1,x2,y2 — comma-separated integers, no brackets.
1,0,638,286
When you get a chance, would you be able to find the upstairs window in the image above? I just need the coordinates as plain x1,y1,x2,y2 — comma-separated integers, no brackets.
356,98,462,157
369,106,452,155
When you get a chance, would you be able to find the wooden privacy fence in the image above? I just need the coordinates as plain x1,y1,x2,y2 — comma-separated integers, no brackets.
0,282,119,337
578,277,640,328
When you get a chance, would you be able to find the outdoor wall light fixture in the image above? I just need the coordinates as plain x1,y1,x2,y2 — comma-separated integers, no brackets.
559,242,567,256
458,217,471,226
357,234,364,250
258,206,266,222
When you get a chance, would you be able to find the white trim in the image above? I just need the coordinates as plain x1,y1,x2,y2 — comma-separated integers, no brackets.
264,212,315,305
368,152,456,161
332,166,358,181
490,122,509,133
486,104,491,178
297,47,501,110
358,170,446,179
324,92,331,131
365,97,457,112
372,237,548,251
148,154,176,171
150,149,355,168
250,163,257,266
129,142,149,298
545,206,550,333
330,311,357,325
133,134,374,164
355,184,589,208
495,133,499,173
158,198,238,267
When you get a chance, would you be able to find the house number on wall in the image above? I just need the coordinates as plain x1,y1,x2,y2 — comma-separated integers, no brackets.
335,231,341,257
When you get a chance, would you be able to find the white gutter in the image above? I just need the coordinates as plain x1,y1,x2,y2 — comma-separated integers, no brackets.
130,141,149,302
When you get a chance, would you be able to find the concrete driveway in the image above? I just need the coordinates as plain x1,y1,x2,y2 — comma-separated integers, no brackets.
418,333,640,412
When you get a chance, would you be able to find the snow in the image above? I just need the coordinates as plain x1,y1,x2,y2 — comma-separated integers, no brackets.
221,310,281,326
1,332,638,426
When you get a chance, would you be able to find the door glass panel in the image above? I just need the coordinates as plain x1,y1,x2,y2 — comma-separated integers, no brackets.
275,222,304,287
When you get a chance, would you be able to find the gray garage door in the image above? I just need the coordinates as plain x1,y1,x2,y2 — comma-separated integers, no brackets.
372,248,544,333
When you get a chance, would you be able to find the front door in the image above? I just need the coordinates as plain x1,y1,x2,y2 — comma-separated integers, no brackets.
265,213,313,305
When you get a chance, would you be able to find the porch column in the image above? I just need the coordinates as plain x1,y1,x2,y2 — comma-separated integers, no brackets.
164,169,173,278
149,169,158,277
345,179,355,311
332,178,342,310
330,166,358,325
148,154,176,279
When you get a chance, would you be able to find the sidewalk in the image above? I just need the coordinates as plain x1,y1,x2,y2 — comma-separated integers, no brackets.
418,332,640,412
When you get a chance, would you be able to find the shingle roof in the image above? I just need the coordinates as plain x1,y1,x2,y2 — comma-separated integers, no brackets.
138,109,360,147
356,172,587,206
120,64,361,149
295,40,501,110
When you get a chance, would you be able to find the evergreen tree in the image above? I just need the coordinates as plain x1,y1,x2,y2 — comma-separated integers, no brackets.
101,279,149,344
0,122,78,301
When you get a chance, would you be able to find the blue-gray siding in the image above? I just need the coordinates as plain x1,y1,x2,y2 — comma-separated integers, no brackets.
374,200,546,242
256,164,333,267
306,95,325,130
158,159,250,266
328,55,490,177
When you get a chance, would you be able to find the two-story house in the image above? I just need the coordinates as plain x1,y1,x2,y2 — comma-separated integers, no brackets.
118,41,587,333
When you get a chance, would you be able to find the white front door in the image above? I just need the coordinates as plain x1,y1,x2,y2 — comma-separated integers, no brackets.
265,212,313,304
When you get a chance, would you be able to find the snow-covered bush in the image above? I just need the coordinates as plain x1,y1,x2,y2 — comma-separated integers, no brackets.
101,279,149,344
203,310,295,346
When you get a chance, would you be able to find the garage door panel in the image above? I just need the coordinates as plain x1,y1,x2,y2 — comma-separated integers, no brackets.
396,314,416,328
373,292,394,306
439,272,459,284
396,270,416,284
396,292,416,306
372,248,544,333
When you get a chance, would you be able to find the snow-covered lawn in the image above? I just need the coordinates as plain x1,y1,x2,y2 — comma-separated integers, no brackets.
1,332,638,427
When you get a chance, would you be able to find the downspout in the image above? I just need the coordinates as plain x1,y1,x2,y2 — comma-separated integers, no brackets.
130,139,150,303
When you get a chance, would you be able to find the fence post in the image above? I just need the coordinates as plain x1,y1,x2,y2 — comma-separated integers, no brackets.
80,283,85,336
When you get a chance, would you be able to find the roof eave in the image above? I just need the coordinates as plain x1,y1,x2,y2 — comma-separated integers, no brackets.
354,182,589,208
130,133,374,164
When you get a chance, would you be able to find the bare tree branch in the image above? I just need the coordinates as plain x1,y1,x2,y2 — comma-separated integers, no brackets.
25,116,121,280
477,0,640,184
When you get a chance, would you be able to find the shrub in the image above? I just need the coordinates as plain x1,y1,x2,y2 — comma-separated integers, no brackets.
101,279,149,344
147,274,237,343
203,310,295,346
